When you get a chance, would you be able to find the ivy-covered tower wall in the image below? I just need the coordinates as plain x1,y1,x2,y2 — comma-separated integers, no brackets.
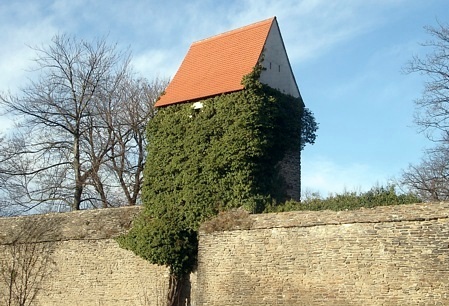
258,19,303,201
151,17,306,203
143,71,303,215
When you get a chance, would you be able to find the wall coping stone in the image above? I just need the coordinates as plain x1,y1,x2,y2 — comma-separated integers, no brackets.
2,202,448,243
0,206,142,244
201,202,449,233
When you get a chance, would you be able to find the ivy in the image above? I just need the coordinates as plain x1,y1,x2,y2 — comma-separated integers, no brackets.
117,66,317,278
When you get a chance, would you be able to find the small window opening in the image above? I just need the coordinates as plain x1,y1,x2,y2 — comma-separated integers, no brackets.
192,102,203,110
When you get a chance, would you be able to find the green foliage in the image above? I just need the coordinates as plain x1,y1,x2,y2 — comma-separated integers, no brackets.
118,209,198,277
118,66,316,276
265,185,422,213
301,107,318,150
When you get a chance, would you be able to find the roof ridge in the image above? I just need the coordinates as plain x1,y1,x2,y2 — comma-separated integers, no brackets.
192,16,275,46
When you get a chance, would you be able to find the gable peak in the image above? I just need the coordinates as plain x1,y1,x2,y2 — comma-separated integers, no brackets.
193,17,276,46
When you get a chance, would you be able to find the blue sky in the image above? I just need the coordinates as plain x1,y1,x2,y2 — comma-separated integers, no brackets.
0,0,448,196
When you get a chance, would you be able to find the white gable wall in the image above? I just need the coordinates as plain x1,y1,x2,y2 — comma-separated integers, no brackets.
259,20,300,98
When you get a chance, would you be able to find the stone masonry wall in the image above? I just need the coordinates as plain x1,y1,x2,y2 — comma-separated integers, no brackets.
0,206,170,306
196,203,449,305
1,203,449,305
278,148,301,201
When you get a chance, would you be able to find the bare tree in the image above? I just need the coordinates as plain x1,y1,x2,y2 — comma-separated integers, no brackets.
75,76,167,208
0,218,59,306
401,146,449,201
0,128,73,214
403,22,449,143
105,77,167,206
401,22,449,200
0,34,166,214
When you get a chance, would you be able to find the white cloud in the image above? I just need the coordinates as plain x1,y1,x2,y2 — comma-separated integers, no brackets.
301,155,390,196
0,0,413,93
220,0,408,64
0,2,56,93
132,49,181,81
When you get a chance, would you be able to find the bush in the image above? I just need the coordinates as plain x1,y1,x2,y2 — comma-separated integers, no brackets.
264,185,422,213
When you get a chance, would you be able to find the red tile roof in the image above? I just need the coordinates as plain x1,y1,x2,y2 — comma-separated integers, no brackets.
155,17,275,107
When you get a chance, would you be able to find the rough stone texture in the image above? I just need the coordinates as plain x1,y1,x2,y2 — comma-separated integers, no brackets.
0,206,142,244
196,202,449,305
35,239,168,306
1,203,449,305
0,206,170,306
278,148,300,201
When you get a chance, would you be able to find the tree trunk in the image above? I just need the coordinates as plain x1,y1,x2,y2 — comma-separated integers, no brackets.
72,135,82,211
73,184,82,211
167,273,190,306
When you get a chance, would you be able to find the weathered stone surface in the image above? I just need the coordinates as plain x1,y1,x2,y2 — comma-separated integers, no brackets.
34,239,168,306
196,203,449,305
0,206,142,244
1,203,449,305
278,149,301,201
0,206,170,306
